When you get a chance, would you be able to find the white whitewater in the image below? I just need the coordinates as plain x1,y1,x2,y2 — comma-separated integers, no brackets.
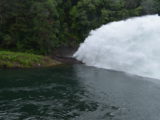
73,14,160,79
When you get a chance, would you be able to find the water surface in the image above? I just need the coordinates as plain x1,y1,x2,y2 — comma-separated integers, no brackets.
0,64,160,120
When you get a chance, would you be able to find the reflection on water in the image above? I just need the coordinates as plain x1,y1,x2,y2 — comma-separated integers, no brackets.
0,65,160,120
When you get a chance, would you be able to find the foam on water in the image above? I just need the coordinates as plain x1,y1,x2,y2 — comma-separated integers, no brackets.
73,14,160,79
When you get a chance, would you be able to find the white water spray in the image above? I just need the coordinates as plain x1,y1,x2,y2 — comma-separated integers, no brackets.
74,15,160,79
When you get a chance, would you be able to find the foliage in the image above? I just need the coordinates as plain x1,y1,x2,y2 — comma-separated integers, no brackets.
0,51,60,68
0,0,60,54
0,0,160,54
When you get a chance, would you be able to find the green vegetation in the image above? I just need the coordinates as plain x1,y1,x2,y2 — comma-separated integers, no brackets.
0,0,160,54
0,51,60,68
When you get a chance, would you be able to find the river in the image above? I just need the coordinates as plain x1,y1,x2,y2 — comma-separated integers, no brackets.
0,64,160,120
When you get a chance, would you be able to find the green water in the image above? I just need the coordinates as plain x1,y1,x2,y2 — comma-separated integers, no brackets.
0,64,160,120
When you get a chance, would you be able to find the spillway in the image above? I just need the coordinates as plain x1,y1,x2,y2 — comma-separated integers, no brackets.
74,15,160,79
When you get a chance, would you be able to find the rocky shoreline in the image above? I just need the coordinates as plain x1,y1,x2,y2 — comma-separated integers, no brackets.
0,47,81,69
51,47,82,64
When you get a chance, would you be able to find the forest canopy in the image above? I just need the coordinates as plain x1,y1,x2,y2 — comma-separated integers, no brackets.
0,0,160,54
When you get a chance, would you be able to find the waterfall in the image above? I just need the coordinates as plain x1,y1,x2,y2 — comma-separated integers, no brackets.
74,15,160,79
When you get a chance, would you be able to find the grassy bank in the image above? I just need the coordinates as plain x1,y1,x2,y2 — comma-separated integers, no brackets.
0,51,60,68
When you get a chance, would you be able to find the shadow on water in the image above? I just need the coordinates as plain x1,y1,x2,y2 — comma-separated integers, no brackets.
0,64,160,120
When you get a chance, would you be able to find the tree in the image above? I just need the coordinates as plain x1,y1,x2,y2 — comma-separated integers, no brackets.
0,0,159,54
69,0,142,42
141,0,158,14
0,0,60,54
